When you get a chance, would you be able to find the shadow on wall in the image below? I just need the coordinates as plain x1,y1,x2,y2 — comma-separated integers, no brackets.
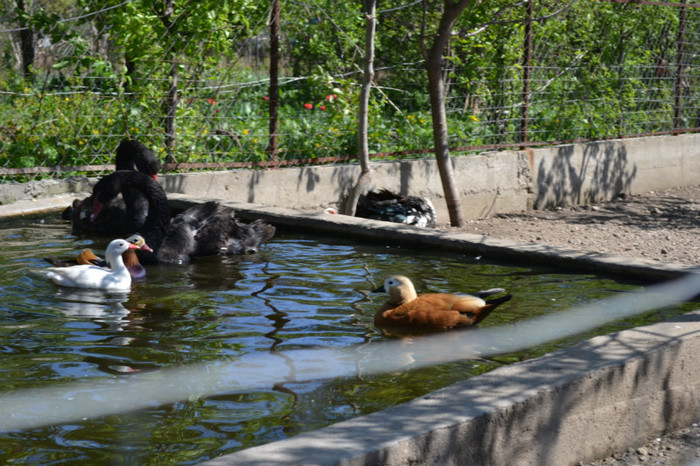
535,142,638,209
247,170,263,203
162,174,187,195
297,167,321,193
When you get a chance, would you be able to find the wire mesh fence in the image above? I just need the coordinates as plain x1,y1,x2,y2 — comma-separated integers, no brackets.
0,0,699,182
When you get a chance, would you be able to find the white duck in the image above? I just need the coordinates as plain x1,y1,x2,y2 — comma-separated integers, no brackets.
43,239,140,291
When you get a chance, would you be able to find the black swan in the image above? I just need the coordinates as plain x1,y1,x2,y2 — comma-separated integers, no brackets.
356,189,437,228
71,138,160,235
89,171,275,264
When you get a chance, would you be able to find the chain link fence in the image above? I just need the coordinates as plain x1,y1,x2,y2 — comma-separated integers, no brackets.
0,0,698,182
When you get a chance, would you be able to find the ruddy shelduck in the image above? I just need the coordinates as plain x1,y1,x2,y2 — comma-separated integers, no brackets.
373,275,511,329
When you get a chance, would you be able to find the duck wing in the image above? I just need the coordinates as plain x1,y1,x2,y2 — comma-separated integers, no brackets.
155,201,221,263
357,189,402,219
378,293,510,329
357,190,436,228
43,256,76,267
468,288,506,299
43,249,106,268
44,264,131,290
400,196,436,228
193,207,276,256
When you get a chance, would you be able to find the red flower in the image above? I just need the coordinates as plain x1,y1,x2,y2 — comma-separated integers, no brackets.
325,94,338,101
206,98,217,105
263,96,269,101
304,103,313,110
319,105,326,111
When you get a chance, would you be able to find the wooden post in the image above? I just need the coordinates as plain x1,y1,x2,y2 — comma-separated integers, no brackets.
267,0,280,162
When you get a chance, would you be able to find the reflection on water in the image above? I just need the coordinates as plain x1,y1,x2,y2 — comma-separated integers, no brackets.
0,213,695,464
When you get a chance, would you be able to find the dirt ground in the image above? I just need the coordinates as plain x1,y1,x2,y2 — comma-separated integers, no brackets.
446,185,700,267
445,184,700,465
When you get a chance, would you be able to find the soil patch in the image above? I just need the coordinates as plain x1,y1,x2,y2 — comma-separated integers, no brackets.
443,185,700,267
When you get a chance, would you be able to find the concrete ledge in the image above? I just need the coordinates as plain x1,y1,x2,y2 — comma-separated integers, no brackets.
0,194,78,217
168,194,698,282
204,311,700,466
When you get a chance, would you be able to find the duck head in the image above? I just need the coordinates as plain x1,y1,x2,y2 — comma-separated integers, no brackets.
116,138,160,180
124,233,153,253
373,275,419,305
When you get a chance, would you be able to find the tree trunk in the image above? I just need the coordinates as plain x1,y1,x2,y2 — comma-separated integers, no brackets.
123,55,136,94
423,0,475,227
160,0,178,164
164,58,178,164
343,0,377,216
266,0,280,162
15,0,34,77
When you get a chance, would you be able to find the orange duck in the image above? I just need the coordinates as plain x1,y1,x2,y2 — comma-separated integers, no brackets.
44,248,102,267
373,275,511,329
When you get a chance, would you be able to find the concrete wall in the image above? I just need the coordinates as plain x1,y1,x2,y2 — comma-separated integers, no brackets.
530,134,700,209
160,151,532,222
2,134,698,223
155,134,700,222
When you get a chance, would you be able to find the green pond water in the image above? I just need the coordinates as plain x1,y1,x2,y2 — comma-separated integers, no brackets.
0,212,696,464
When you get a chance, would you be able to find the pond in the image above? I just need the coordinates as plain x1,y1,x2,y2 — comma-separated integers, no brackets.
0,212,696,464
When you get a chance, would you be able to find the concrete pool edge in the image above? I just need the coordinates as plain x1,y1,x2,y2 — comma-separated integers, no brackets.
3,195,699,465
203,310,700,466
168,195,699,282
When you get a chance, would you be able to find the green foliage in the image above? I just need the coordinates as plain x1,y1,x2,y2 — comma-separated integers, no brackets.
283,1,364,78
0,0,696,178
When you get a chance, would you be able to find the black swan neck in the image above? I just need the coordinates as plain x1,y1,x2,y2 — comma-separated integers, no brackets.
94,171,171,249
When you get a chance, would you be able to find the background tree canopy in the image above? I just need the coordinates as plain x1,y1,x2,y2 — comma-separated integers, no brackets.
0,0,698,180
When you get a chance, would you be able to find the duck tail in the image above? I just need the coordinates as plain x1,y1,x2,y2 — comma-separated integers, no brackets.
472,294,512,325
43,256,67,267
470,287,506,299
485,294,512,307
